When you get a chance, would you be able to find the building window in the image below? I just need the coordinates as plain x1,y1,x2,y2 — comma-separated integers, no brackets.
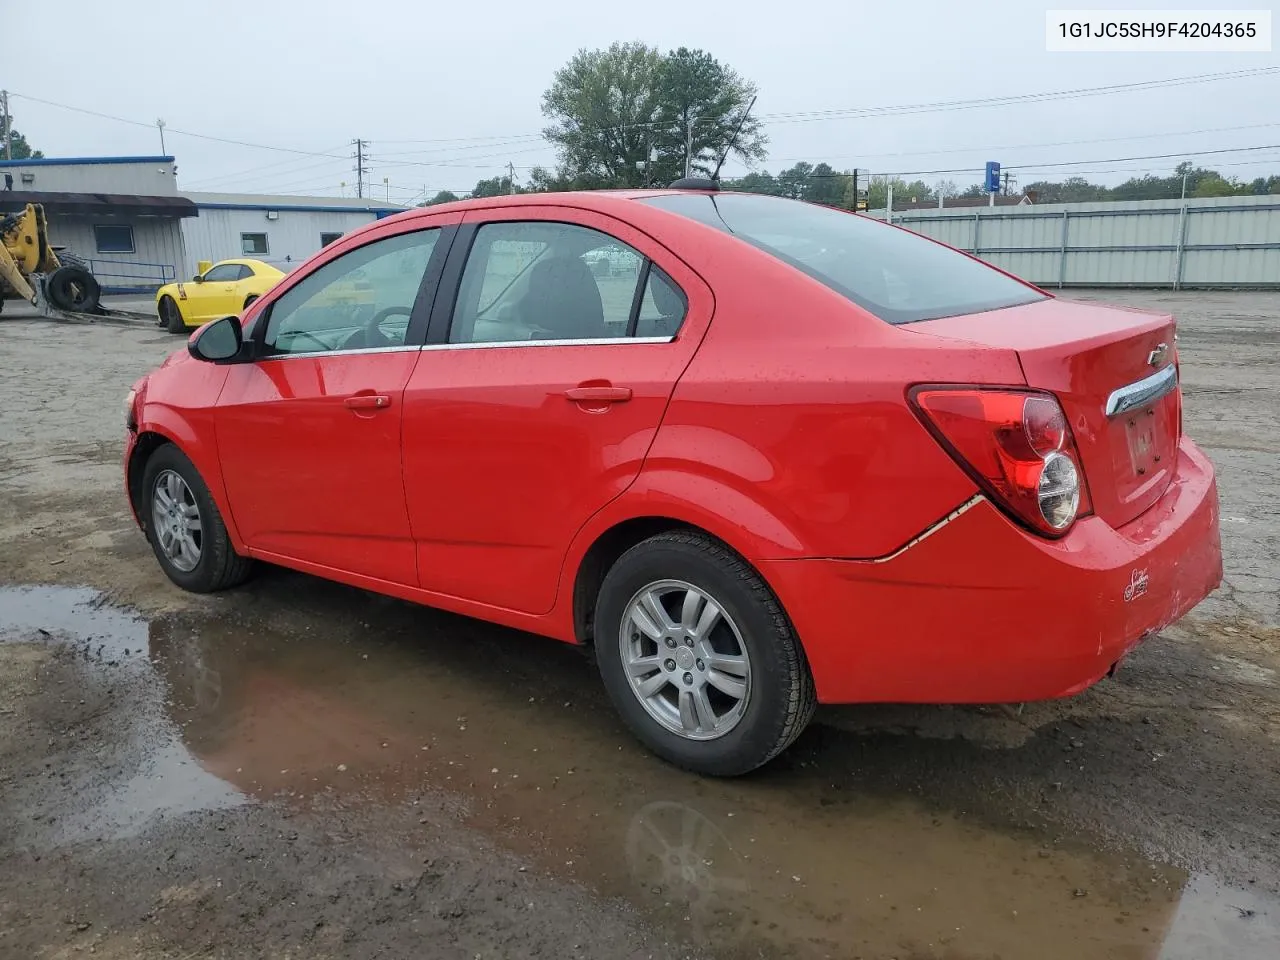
241,232,270,255
320,232,343,247
94,224,135,254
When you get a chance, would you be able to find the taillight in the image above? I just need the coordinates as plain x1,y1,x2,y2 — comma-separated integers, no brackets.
909,386,1093,538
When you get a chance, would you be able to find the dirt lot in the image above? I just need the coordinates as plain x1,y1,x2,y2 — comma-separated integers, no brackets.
1,291,1277,959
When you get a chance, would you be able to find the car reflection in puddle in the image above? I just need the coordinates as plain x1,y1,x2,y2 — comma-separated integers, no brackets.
4,582,1277,959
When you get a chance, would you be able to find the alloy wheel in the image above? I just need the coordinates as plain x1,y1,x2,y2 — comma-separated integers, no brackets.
619,579,752,741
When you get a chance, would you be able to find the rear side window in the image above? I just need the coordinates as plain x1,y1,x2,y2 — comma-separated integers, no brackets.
641,193,1045,325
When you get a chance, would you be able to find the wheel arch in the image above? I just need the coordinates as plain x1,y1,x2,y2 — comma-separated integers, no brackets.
126,421,246,552
567,498,803,650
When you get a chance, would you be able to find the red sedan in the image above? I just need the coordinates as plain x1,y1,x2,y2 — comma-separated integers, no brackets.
123,186,1222,776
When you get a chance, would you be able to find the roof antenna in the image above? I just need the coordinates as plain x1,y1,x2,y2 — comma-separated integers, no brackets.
710,95,757,184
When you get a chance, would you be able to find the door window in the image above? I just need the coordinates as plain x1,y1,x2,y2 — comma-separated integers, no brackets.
202,264,242,282
450,221,663,344
263,228,439,355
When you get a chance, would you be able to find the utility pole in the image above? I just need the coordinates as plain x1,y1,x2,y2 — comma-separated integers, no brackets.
383,176,390,202
684,116,698,179
507,161,516,194
1,91,11,161
352,139,367,199
156,118,167,155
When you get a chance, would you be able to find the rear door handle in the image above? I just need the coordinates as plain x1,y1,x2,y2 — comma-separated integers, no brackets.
564,386,632,403
345,394,391,410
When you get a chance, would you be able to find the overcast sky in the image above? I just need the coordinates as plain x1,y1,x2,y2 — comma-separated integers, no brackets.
6,0,1278,202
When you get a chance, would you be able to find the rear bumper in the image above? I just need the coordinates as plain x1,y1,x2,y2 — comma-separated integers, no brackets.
761,438,1222,704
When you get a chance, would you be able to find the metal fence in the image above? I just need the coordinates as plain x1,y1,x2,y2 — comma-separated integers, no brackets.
83,258,176,293
872,194,1280,289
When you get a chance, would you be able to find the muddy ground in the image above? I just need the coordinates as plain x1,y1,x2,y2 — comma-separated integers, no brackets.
0,291,1277,960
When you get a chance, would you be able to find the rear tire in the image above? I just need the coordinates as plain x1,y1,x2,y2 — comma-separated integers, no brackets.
594,531,816,776
243,294,259,311
159,295,186,334
46,265,101,313
142,444,253,593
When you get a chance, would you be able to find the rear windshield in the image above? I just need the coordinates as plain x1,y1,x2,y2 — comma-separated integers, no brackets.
641,193,1046,325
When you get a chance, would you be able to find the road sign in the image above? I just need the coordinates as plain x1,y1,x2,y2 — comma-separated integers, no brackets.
985,161,1001,194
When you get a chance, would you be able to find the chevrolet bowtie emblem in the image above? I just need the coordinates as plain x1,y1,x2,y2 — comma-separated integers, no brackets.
1147,342,1169,367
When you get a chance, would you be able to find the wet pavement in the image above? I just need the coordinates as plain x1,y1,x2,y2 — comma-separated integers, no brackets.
2,290,1279,958
3,580,1276,959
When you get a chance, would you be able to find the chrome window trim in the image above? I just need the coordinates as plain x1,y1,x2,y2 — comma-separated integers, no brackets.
422,335,676,351
251,336,677,361
1104,364,1178,417
256,344,422,362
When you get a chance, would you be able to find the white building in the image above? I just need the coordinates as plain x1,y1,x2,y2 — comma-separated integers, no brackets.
181,192,403,281
0,155,404,293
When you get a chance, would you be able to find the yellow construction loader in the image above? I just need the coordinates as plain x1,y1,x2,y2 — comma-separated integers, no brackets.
0,202,102,315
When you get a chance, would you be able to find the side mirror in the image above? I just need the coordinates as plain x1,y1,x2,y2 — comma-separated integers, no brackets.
192,274,204,283
188,316,244,364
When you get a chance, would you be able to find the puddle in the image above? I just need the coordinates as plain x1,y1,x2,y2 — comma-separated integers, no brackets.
0,585,244,844
3,579,1277,958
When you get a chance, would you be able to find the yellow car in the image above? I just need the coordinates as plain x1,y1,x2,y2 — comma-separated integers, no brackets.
157,259,284,334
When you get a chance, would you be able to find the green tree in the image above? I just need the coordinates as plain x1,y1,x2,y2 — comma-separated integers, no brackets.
1191,175,1240,198
541,42,665,188
420,190,459,206
651,47,766,183
867,176,934,210
2,120,44,160
470,175,527,197
802,163,850,207
1023,176,1106,203
540,43,765,189
728,170,782,195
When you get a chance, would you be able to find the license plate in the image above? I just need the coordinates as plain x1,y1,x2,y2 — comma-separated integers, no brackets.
1125,408,1159,473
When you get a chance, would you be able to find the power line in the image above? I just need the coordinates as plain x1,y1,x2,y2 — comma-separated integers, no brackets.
721,143,1280,182
760,121,1280,166
11,65,1277,168
180,145,351,188
7,91,348,158
755,65,1280,125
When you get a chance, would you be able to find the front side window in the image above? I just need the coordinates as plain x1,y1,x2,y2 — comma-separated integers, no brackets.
263,228,438,355
641,193,1045,325
241,232,269,256
449,221,660,344
202,264,241,282
94,224,135,254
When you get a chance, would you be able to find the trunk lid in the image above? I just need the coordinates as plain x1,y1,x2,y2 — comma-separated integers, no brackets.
910,298,1180,529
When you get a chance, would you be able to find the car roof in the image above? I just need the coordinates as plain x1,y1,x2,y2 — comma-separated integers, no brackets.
392,188,719,219
217,258,280,271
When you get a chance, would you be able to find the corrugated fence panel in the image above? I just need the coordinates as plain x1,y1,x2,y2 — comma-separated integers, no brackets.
889,195,1279,287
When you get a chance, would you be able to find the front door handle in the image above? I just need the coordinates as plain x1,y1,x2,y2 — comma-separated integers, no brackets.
345,394,391,410
564,386,632,403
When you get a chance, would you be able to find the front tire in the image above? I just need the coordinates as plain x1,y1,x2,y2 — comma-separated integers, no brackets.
46,265,101,313
141,445,253,593
159,295,186,334
594,531,816,776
